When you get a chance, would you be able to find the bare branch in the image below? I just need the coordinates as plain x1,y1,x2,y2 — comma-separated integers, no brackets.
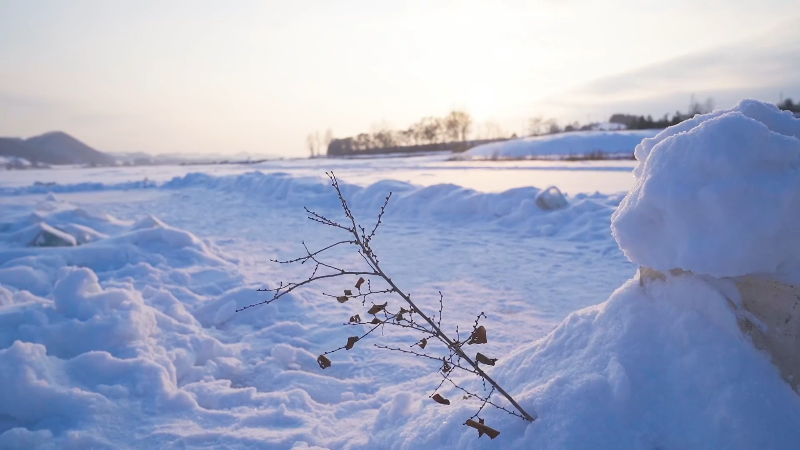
241,170,538,426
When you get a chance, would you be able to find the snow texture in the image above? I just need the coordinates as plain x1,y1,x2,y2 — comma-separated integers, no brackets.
613,100,800,277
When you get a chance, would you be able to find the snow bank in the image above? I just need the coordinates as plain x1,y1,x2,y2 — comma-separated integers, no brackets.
396,274,800,449
161,172,625,241
1,171,622,241
464,130,659,159
612,100,800,277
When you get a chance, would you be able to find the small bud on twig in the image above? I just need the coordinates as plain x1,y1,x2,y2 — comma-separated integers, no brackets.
442,359,452,374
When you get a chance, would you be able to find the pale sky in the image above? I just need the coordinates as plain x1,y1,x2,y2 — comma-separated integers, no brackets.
1,0,798,157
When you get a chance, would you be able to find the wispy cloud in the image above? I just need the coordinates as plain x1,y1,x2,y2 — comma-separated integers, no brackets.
545,20,800,116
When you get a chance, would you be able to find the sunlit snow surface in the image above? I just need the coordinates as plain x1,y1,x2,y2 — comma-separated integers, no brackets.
1,152,798,448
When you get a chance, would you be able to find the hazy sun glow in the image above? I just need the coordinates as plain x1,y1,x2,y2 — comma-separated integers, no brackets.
0,0,797,156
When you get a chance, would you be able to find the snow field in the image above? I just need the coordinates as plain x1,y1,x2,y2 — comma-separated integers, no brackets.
0,176,631,448
2,102,800,450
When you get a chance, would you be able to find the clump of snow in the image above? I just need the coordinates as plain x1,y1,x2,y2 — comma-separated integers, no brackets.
464,130,659,159
613,100,800,277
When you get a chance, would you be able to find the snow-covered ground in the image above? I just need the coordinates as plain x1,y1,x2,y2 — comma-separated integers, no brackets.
2,100,800,449
464,130,660,160
0,170,634,449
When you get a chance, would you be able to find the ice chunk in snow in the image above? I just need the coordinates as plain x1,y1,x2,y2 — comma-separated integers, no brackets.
11,222,78,247
55,223,108,244
612,103,800,277
535,186,568,210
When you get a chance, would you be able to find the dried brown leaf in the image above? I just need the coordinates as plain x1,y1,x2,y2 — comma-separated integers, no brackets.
419,338,427,349
465,418,500,439
367,302,387,315
355,277,365,290
370,317,382,325
345,336,359,350
476,352,497,366
467,326,487,345
349,314,361,323
337,296,349,303
344,289,353,296
317,355,331,369
431,393,450,405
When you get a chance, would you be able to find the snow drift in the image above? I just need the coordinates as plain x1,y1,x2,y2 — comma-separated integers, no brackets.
394,274,800,449
2,171,626,243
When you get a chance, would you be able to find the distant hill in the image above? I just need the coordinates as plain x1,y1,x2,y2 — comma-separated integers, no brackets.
0,131,116,166
0,138,44,164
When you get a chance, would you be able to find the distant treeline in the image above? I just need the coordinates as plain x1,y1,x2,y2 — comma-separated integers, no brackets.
610,96,800,130
314,95,800,158
324,110,477,157
609,96,716,130
777,97,800,113
328,139,509,157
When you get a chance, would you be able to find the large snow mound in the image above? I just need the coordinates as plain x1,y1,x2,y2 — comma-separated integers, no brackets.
464,130,659,159
632,99,800,178
395,274,800,449
612,100,800,277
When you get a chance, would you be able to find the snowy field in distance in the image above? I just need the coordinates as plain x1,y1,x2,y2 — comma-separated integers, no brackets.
464,130,659,159
0,154,638,195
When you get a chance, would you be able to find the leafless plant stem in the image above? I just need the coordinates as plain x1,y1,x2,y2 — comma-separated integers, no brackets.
241,171,537,426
